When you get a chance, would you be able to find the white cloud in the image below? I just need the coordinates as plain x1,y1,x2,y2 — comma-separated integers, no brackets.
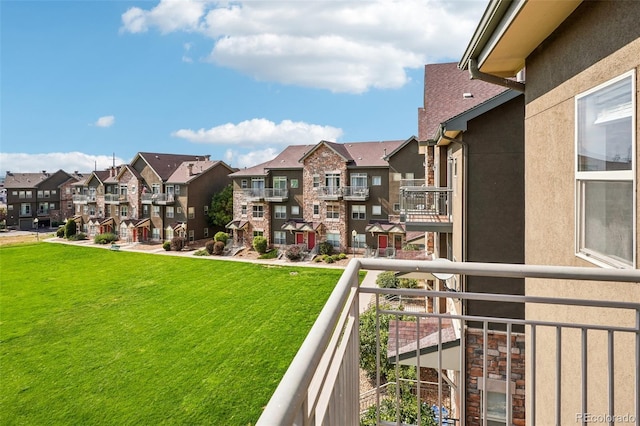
224,148,280,169
0,152,126,176
121,0,487,93
172,118,343,147
182,42,194,63
95,115,115,128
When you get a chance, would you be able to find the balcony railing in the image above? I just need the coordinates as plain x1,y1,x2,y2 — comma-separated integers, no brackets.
258,259,640,426
264,188,289,202
141,193,175,205
343,186,370,201
400,187,452,232
241,188,265,201
316,186,342,200
104,194,120,204
72,194,97,204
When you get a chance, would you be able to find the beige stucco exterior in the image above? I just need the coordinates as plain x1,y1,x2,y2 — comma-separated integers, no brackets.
525,33,640,426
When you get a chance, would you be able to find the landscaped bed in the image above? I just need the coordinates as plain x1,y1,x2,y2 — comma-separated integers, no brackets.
0,243,343,425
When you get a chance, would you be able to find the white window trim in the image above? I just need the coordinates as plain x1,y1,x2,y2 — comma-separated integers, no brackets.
574,70,636,269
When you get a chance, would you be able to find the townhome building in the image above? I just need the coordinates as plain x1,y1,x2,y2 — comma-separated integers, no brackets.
458,1,639,425
71,152,234,242
397,62,526,425
228,137,424,253
5,169,74,230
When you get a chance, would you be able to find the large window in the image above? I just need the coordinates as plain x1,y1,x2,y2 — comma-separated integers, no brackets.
273,176,287,189
274,205,286,219
351,205,366,220
253,204,264,218
166,206,174,218
351,173,367,187
274,231,286,245
326,203,340,219
325,173,340,188
326,232,340,248
188,207,195,219
576,71,634,268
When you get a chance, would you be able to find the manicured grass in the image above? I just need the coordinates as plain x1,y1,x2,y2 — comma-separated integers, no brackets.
0,243,343,425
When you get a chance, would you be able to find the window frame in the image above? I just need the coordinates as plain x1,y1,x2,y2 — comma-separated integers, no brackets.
274,205,287,219
274,230,286,245
574,70,635,268
351,205,366,220
326,203,340,220
252,204,264,219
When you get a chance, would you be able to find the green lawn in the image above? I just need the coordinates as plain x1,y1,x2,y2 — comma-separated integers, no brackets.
0,243,342,425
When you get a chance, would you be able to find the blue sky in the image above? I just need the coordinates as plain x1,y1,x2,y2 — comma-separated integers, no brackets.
0,0,487,175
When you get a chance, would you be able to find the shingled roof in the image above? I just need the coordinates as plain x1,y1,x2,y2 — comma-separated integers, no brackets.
4,170,67,188
167,160,234,184
137,152,209,181
418,62,506,141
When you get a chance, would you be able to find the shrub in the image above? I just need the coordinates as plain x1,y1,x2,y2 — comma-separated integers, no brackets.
205,240,215,255
214,231,229,244
67,232,87,241
193,249,209,256
398,278,419,289
213,241,225,255
285,245,303,261
170,237,187,251
259,249,279,259
313,255,324,263
376,271,399,289
94,233,118,244
338,252,347,260
324,256,335,264
163,241,171,251
402,243,420,251
318,241,334,256
252,236,268,254
64,220,77,238
56,227,65,238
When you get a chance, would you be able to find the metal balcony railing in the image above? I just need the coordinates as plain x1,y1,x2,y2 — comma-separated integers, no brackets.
241,188,265,201
400,187,452,231
264,188,289,201
316,186,342,200
141,193,175,204
104,194,120,203
72,194,96,204
257,259,640,426
343,186,370,200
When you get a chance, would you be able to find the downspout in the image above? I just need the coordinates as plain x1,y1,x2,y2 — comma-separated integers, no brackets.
438,123,469,425
468,58,525,93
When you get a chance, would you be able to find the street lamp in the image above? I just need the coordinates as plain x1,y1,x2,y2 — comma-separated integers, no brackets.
33,218,39,242
351,229,357,257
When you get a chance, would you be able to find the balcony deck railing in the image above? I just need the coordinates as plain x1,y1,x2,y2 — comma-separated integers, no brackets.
343,186,370,201
257,259,640,426
241,188,265,201
316,186,343,200
104,194,120,203
400,187,452,230
72,194,97,204
141,193,175,204
264,188,289,201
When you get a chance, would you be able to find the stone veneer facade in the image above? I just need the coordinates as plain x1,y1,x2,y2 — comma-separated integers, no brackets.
465,329,525,426
302,145,348,251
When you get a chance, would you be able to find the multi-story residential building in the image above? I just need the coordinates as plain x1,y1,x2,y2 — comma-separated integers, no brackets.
71,153,234,243
228,137,424,253
397,62,526,425
5,169,74,230
458,1,640,424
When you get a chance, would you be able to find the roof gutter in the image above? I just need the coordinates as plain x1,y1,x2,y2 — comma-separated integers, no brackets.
467,58,525,92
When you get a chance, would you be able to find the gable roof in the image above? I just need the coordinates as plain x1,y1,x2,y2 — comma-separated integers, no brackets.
167,160,234,184
4,169,71,189
115,164,142,181
135,152,209,181
230,145,312,177
418,62,506,142
300,139,406,167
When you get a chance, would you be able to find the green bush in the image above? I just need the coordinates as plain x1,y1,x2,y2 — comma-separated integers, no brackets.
67,232,87,241
402,243,420,251
376,271,399,289
324,256,335,264
94,233,118,244
398,278,419,289
56,227,65,238
259,249,279,259
214,231,229,244
318,241,334,256
193,249,209,256
205,240,215,254
171,237,187,251
213,241,225,255
285,245,303,261
252,236,268,254
338,253,347,260
313,255,324,263
163,241,171,251
64,220,77,238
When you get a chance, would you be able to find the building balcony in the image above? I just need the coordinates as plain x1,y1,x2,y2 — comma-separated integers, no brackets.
400,187,453,232
72,195,97,204
316,186,342,200
37,209,51,216
141,193,175,205
241,188,265,202
264,188,289,202
257,259,640,426
343,186,370,201
104,194,120,204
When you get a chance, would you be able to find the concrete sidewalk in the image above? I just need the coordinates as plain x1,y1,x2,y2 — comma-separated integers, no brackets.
359,270,381,313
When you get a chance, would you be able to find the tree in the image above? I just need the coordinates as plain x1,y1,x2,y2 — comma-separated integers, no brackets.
208,184,233,228
64,219,77,238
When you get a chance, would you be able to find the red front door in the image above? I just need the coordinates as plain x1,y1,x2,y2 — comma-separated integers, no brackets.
296,233,305,245
307,232,316,250
378,235,388,249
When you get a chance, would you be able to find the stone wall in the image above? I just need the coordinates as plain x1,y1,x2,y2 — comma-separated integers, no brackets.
465,329,525,426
